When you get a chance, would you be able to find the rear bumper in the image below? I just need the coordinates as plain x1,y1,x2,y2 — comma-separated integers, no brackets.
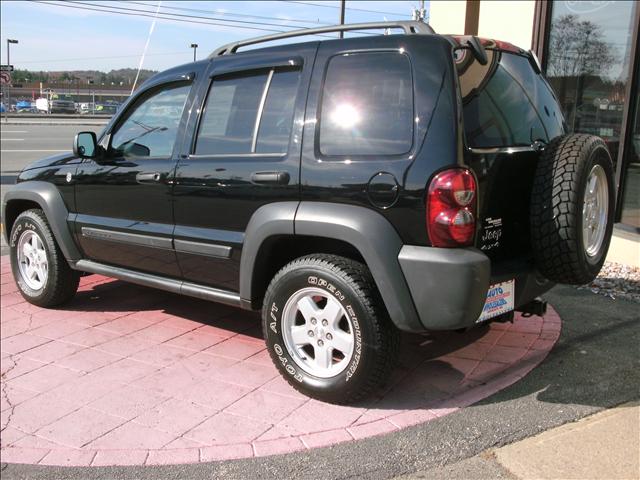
398,246,490,330
398,246,555,331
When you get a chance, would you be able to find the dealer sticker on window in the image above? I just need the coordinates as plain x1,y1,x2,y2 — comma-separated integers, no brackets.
477,280,515,323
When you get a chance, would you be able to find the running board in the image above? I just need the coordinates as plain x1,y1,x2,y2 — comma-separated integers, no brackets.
74,260,242,308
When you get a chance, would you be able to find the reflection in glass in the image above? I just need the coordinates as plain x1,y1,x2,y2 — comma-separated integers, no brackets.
111,85,190,158
330,103,361,129
457,50,564,148
76,132,95,157
545,1,637,163
620,75,639,228
319,52,413,157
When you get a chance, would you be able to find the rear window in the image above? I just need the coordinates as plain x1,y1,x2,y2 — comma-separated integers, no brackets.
319,52,414,157
457,49,564,148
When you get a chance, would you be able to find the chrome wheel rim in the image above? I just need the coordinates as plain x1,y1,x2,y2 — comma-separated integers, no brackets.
582,164,608,258
281,287,355,378
17,230,48,290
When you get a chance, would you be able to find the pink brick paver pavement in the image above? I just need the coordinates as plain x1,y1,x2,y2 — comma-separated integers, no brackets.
0,256,561,466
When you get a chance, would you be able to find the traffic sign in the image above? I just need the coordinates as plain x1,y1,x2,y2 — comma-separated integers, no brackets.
0,65,14,72
0,71,11,85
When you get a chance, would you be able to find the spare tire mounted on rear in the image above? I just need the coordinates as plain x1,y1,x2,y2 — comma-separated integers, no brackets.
530,134,615,285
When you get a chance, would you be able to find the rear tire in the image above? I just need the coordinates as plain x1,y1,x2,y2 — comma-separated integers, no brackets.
9,209,80,307
262,254,399,404
530,134,615,285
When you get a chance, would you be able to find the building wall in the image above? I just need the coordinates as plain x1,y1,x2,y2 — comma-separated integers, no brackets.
477,1,535,49
429,1,467,35
429,0,535,50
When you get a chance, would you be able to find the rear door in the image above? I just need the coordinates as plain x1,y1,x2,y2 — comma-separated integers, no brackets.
172,43,316,291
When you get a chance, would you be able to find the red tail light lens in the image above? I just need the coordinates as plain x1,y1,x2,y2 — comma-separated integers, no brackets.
427,168,477,247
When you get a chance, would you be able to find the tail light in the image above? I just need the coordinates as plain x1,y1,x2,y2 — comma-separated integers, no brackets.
427,168,477,247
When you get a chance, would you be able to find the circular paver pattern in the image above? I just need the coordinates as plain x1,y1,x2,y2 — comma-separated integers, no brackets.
0,257,561,466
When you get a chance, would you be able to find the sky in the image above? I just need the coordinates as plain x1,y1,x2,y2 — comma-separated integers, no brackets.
0,1,426,72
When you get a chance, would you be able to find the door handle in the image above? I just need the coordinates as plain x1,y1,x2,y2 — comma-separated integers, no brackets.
136,172,162,184
251,171,290,185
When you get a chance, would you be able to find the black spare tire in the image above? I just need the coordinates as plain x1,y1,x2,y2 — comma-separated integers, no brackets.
531,134,615,285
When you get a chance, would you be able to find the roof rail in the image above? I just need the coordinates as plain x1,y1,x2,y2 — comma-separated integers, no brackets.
209,21,435,57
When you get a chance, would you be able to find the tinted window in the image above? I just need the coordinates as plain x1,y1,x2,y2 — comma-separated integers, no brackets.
256,70,301,153
196,69,300,155
319,52,413,156
111,85,190,158
457,50,564,148
196,73,266,155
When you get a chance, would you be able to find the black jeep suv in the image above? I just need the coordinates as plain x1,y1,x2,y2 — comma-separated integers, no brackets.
3,22,615,404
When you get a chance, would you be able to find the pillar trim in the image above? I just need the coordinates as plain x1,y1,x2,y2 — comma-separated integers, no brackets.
464,0,480,35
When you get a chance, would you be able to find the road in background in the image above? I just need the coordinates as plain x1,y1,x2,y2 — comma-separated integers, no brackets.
0,123,107,253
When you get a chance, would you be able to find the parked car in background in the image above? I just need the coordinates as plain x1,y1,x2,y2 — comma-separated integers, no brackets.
94,103,119,115
35,98,49,113
50,97,76,114
15,100,33,111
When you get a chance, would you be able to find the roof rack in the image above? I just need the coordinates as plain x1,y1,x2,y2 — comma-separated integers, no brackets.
209,21,435,57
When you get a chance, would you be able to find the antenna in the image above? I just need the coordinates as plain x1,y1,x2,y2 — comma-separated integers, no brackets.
412,0,426,22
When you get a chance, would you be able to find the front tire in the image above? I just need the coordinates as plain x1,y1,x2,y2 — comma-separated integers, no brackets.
262,254,399,404
9,209,80,307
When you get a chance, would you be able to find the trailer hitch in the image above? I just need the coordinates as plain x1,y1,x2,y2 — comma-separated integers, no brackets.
516,297,548,317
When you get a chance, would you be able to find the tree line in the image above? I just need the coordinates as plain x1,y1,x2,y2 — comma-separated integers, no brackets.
11,68,158,86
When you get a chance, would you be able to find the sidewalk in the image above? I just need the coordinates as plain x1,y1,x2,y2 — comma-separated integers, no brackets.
402,402,640,480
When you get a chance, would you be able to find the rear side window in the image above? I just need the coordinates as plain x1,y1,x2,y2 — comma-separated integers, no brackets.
256,70,301,153
457,50,564,148
195,69,300,155
319,52,413,157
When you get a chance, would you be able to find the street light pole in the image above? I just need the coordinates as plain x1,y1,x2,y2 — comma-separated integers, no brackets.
190,43,198,62
339,0,345,38
5,39,18,119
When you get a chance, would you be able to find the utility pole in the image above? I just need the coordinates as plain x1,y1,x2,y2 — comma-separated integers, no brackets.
412,0,426,22
190,43,198,62
6,38,18,119
339,0,345,38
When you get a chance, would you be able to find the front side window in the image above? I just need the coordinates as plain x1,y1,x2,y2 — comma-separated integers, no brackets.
319,52,414,157
195,69,300,156
110,84,190,158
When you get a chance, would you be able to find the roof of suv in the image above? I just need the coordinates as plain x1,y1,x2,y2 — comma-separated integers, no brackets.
206,20,530,69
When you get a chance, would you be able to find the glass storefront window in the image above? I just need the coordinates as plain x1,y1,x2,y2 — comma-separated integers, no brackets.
545,1,637,165
620,78,639,228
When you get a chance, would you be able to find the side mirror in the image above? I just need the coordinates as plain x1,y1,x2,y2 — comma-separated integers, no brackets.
73,131,98,158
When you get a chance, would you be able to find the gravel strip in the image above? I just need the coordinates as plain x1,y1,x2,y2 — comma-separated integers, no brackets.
577,261,640,303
